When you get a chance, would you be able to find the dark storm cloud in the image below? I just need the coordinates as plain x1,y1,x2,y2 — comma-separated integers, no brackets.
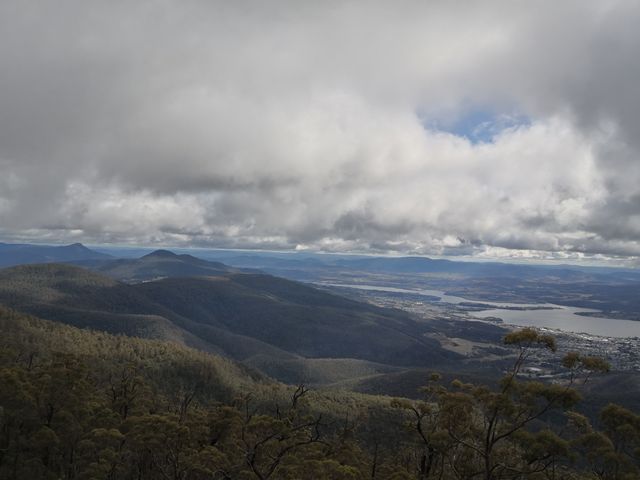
1,1,639,263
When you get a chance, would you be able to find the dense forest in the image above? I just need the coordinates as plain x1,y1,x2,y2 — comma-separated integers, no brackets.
0,262,461,386
1,306,639,479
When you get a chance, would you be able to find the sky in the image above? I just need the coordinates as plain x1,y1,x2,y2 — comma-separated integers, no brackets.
1,1,640,265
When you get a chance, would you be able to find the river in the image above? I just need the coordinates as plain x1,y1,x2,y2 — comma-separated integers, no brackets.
323,283,640,338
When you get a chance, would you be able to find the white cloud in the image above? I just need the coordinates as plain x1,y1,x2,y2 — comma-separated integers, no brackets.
0,0,639,263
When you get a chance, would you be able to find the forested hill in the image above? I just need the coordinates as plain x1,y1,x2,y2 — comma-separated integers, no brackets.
94,249,239,283
0,262,458,384
0,306,396,479
1,306,638,479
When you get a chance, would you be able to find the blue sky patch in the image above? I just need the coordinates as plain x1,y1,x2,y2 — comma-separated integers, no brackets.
418,107,531,144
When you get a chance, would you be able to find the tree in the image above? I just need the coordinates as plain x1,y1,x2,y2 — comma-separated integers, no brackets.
571,403,640,480
238,387,328,480
395,328,611,480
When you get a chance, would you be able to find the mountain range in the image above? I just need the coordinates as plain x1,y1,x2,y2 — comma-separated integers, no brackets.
0,242,111,267
0,248,460,385
0,241,638,408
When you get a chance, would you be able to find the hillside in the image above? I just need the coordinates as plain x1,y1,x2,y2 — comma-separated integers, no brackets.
132,274,453,365
0,305,264,399
0,262,459,384
1,306,637,480
95,249,237,282
0,263,213,349
0,306,428,479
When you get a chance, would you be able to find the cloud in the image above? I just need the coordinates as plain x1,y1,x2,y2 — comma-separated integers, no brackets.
0,1,639,263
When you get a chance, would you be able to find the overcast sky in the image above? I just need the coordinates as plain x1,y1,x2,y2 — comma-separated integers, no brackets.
1,1,639,264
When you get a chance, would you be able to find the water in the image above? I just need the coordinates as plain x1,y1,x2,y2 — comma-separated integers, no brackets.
323,283,640,338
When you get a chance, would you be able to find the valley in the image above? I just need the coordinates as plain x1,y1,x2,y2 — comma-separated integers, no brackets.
1,243,640,478
320,282,640,374
2,244,639,397
0,251,460,387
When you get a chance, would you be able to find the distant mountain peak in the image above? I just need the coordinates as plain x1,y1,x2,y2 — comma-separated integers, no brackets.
0,241,111,268
143,249,178,259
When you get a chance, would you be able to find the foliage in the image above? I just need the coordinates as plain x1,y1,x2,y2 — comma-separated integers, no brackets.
0,263,458,386
0,306,639,479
